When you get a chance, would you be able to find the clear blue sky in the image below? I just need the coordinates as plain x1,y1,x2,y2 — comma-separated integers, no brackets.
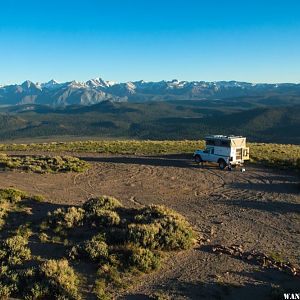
0,0,300,85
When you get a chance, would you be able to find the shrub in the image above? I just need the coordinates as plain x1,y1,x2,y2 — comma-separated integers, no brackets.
30,194,45,202
25,282,49,299
128,223,161,249
39,233,49,243
0,281,15,298
0,208,7,229
69,234,109,262
129,247,160,272
83,196,122,214
0,188,28,204
39,259,81,300
15,223,32,239
0,259,81,300
97,263,122,286
91,209,121,226
0,235,31,265
0,266,24,298
49,155,89,173
0,188,30,229
1,268,48,300
158,215,195,250
135,205,184,224
47,207,85,230
129,205,195,250
94,279,112,300
84,235,109,261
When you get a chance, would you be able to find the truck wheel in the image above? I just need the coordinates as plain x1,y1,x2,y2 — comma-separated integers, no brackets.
218,159,227,170
194,155,202,164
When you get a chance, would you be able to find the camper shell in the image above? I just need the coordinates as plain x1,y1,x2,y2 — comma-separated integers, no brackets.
193,135,249,169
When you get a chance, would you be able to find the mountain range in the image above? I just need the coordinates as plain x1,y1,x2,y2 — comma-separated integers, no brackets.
1,78,300,106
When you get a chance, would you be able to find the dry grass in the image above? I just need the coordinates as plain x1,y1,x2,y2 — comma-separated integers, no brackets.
0,153,89,173
0,139,299,171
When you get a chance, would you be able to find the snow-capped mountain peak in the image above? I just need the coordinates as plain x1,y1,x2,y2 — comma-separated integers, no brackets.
86,77,110,88
41,79,60,89
21,80,35,89
47,79,59,85
67,80,87,88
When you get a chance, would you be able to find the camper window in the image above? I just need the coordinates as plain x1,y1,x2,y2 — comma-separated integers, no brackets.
221,140,230,147
206,139,215,146
206,139,230,147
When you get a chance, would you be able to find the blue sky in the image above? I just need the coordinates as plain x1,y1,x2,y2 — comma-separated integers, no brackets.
0,0,300,84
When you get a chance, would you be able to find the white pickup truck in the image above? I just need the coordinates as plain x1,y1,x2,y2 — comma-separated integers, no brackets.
193,135,249,170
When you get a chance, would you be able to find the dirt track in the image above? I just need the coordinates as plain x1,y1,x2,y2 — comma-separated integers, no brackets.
1,152,299,299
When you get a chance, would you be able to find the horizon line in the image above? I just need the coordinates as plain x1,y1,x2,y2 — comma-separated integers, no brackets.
1,77,300,86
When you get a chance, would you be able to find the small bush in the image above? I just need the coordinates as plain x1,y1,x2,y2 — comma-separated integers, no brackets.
129,205,195,250
83,196,122,214
91,209,121,226
0,188,28,204
97,263,122,286
162,217,194,250
30,194,45,202
129,247,160,272
128,223,161,249
84,235,109,261
0,260,80,300
47,206,85,230
0,235,31,265
0,281,15,298
15,223,32,239
0,188,31,229
39,259,81,300
94,279,112,300
39,233,49,243
69,234,109,262
25,282,49,299
0,208,7,229
135,205,184,224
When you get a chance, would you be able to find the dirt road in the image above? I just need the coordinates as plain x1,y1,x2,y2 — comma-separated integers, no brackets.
0,153,299,299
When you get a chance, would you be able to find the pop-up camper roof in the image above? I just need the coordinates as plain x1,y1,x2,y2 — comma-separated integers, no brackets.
205,135,246,148
205,135,244,140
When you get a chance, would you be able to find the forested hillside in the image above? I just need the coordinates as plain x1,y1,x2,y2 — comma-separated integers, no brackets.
0,101,299,143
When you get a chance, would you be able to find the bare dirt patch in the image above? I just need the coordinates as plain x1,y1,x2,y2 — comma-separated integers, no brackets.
0,152,299,299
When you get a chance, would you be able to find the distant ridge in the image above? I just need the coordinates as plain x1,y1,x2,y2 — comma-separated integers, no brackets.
0,101,299,143
1,77,300,107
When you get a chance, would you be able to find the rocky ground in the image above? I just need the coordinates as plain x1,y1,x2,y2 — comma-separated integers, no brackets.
1,152,299,299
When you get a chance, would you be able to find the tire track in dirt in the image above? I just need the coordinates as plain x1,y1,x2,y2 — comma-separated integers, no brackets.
0,153,299,299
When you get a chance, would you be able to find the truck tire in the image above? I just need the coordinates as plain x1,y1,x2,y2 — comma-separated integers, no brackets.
194,155,202,164
218,159,227,170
